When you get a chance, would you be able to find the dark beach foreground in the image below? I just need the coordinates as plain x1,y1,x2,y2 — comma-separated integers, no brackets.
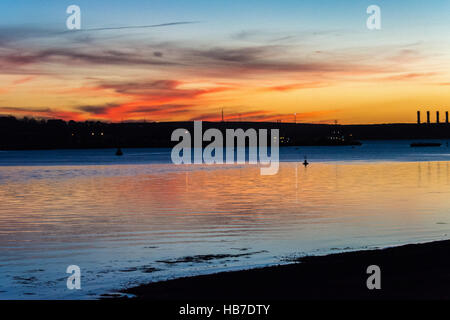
123,239,450,300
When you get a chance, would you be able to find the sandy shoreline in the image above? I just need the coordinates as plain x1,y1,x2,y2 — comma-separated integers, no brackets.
122,239,450,300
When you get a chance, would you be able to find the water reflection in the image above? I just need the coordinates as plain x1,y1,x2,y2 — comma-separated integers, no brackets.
0,161,450,298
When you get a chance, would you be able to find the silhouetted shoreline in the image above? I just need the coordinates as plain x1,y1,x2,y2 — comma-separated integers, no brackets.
1,116,450,150
122,239,450,300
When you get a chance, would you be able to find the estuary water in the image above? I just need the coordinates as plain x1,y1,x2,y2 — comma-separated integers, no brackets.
1,140,450,299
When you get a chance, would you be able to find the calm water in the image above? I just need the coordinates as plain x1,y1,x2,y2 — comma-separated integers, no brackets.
1,140,450,299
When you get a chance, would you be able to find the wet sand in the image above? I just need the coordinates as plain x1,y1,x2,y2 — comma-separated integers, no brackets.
123,239,450,300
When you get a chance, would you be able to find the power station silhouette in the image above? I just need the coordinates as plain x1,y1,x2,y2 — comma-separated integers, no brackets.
417,110,449,124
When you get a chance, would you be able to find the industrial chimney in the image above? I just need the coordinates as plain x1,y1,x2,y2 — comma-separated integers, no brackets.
437,111,440,124
427,111,431,124
446,111,449,124
417,111,421,124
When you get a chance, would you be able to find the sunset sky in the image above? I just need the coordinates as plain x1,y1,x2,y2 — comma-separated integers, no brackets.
0,0,449,124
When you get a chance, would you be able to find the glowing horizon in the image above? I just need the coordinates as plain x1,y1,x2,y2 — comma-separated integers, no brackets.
1,0,450,124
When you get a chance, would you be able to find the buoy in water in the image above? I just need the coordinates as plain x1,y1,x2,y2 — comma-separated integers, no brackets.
303,156,309,167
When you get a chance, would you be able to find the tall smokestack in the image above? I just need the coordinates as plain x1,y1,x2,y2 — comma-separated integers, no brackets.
437,111,440,124
427,111,431,124
417,111,421,124
446,111,449,124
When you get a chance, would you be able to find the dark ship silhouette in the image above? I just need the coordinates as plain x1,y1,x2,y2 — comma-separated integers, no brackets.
410,142,441,147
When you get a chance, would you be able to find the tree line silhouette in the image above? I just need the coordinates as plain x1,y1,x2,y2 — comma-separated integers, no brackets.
1,116,449,150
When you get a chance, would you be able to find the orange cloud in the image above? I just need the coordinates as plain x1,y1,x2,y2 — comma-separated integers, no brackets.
381,72,437,81
262,81,328,92
12,76,36,85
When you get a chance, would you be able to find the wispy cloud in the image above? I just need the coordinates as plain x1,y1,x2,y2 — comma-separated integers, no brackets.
73,21,201,32
381,72,437,81
1,48,179,68
76,103,120,115
0,37,412,78
262,81,328,92
96,79,231,102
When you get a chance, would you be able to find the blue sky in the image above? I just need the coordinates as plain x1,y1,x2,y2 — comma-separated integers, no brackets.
1,0,448,31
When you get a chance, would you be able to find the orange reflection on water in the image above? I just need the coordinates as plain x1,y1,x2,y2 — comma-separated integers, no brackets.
1,161,450,244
